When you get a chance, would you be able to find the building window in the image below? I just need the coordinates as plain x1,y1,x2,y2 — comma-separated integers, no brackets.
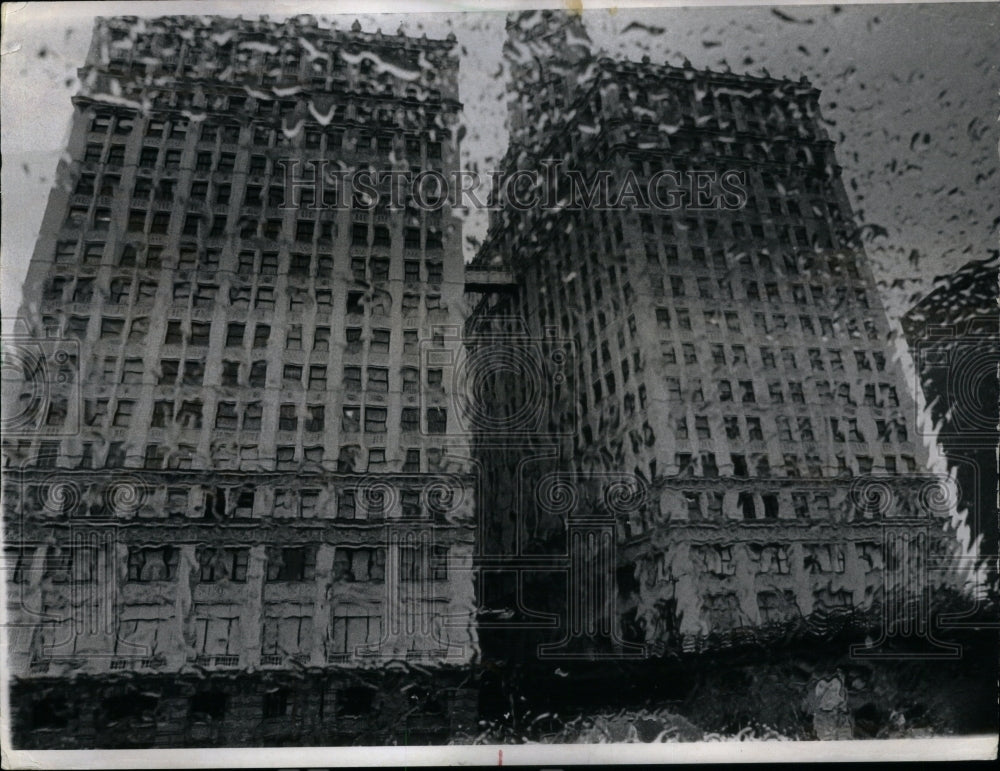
278,404,297,432
326,489,353,523
119,358,143,385
243,402,262,431
215,402,237,430
371,329,390,354
294,220,314,243
347,291,365,314
398,366,418,394
276,446,296,470
366,367,388,393
127,546,179,582
194,284,216,308
297,489,320,518
217,361,238,387
427,408,447,434
267,547,316,582
249,361,267,388
177,400,203,429
343,366,362,391
112,400,134,428
144,444,166,468
261,689,291,720
310,326,329,352
399,546,427,582
345,327,363,354
107,144,126,166
364,406,387,433
308,365,327,390
252,324,270,348
397,406,420,433
332,547,385,582
403,449,420,473
255,287,275,309
342,405,361,432
330,617,382,660
305,405,325,432
662,377,679,400
762,494,780,519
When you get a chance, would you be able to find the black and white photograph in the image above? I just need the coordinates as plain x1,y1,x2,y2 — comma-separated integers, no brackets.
1,0,997,765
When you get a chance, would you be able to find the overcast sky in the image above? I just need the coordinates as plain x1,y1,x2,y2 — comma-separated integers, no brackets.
2,1,997,323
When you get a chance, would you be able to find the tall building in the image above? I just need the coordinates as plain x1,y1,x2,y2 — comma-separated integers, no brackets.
469,10,964,658
3,15,478,747
902,256,999,601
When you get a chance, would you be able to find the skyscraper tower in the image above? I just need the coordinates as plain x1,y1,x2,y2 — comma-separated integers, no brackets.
501,10,594,146
469,10,963,657
4,15,478,747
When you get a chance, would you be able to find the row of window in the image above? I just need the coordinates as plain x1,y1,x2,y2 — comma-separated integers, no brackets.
550,198,841,262
655,273,868,308
160,359,437,393
627,120,828,166
544,273,863,363
92,113,423,152
81,129,444,178
684,541,861,579
83,393,448,435
100,42,442,96
672,413,908,445
74,330,439,380
534,230,856,332
7,543,449,585
132,399,440,435
75,168,440,229
612,82,820,131
8,434,432,475
67,199,445,251
105,19,430,66
659,342,888,373
127,543,450,584
668,450,916,478
97,68,448,135
52,242,446,290
649,214,837,255
5,464,454,521
659,377,900,408
54,287,444,339
26,677,403,729
53,284,440,332
655,305,881,341
61,280,448,339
